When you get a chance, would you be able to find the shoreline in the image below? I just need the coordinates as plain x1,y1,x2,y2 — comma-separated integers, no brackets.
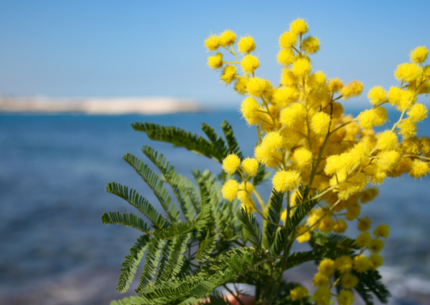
0,96,204,115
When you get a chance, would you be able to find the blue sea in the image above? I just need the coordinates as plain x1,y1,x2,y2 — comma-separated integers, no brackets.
0,111,429,305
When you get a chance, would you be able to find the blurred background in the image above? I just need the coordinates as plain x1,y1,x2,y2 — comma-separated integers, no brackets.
1,1,430,304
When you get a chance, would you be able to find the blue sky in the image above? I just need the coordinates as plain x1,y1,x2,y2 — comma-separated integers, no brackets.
0,0,429,108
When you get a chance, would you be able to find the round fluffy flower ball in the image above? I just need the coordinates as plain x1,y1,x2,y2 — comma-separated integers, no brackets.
221,180,239,201
353,255,371,273
407,103,428,122
207,53,223,69
292,58,311,77
337,290,354,305
311,112,330,135
373,224,390,238
238,36,256,53
368,86,387,105
241,158,259,177
394,63,423,82
314,286,331,305
204,34,220,51
318,258,335,275
335,256,352,273
357,217,372,231
356,232,373,248
221,65,237,84
292,147,313,169
279,31,297,49
222,154,241,174
302,36,319,54
241,97,260,125
290,18,308,35
377,130,398,151
410,46,429,64
246,77,267,97
290,286,308,301
241,54,260,74
277,48,294,66
219,29,236,47
409,160,429,178
272,170,302,192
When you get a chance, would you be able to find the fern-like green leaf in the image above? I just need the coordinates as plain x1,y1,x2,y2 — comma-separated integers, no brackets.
355,270,390,304
136,233,164,293
158,221,196,240
221,120,243,159
237,208,261,250
281,247,350,271
310,231,359,250
202,123,229,159
106,182,167,229
123,153,180,223
132,122,223,162
141,145,197,222
116,235,151,293
102,212,151,233
263,190,284,250
195,231,219,263
156,233,191,283
286,186,319,236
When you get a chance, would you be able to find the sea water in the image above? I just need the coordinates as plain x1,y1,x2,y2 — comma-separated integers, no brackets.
0,111,429,304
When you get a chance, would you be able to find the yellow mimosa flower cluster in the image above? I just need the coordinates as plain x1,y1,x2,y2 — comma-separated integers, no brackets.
206,18,430,304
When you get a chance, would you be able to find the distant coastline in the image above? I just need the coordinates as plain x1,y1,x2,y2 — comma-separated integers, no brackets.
0,96,204,115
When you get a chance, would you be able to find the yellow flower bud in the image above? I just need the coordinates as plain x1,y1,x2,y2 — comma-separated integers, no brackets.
313,272,330,286
394,63,423,82
292,58,311,77
237,181,255,202
340,273,359,289
277,48,294,65
241,54,260,74
353,254,371,273
222,153,240,174
246,77,267,97
207,53,223,69
314,286,331,305
410,46,429,64
333,219,348,233
241,158,259,177
204,34,220,51
296,225,311,243
335,256,352,273
409,159,429,178
337,290,354,305
311,112,331,135
369,254,384,270
272,170,302,192
368,86,387,105
237,36,256,53
373,224,390,238
221,180,239,201
290,286,308,301
234,77,248,95
302,36,320,54
219,29,236,47
279,32,297,48
407,103,428,122
318,258,335,276
356,232,373,248
357,217,372,231
370,239,384,253
377,130,398,151
221,65,237,84
290,18,309,35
